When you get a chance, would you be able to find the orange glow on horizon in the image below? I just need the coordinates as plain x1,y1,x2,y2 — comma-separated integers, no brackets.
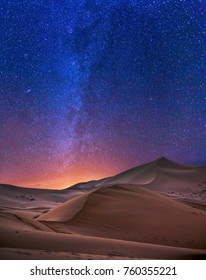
7,163,118,190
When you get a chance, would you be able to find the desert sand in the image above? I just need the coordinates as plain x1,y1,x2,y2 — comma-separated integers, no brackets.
0,157,206,259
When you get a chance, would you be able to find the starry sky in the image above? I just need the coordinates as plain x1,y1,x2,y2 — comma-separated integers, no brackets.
0,0,205,189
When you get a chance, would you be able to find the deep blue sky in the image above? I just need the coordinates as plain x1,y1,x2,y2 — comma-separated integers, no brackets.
0,0,205,188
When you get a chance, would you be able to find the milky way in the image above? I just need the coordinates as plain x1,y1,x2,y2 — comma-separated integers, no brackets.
0,0,205,189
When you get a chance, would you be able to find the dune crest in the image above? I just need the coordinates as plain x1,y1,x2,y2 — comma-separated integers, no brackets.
37,193,89,222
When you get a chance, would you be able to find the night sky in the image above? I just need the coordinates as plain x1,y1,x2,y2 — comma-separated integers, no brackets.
0,0,205,189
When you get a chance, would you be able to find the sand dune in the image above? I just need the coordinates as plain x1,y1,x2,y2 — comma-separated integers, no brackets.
38,184,206,249
69,158,206,204
146,158,206,195
0,157,206,259
98,157,206,204
37,193,89,222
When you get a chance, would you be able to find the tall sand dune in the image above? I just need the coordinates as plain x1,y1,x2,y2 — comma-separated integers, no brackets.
38,184,206,249
95,157,206,204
